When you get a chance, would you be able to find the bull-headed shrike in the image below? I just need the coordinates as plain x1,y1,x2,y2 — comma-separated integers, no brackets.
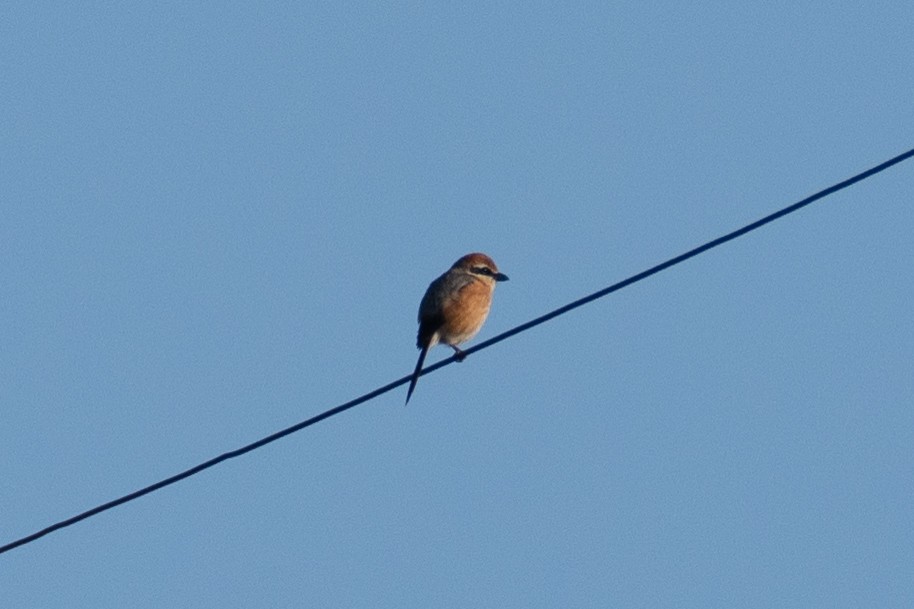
405,253,508,404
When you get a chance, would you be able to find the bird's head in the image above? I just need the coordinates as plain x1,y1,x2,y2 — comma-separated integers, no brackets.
452,252,509,283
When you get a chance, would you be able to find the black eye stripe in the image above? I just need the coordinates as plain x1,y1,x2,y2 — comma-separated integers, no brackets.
471,266,493,276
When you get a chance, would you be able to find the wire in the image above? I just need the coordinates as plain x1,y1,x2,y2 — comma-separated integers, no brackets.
2,147,912,556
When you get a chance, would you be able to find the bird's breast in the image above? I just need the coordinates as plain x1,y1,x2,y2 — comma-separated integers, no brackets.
438,280,493,345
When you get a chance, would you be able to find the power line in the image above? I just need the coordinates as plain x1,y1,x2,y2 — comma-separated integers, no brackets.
2,147,912,556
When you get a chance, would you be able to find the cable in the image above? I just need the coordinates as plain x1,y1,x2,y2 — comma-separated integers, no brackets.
2,147,912,556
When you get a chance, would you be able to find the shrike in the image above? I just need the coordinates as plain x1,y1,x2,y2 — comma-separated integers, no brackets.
406,253,508,404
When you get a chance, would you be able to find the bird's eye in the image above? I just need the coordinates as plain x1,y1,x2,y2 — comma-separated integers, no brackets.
472,266,492,276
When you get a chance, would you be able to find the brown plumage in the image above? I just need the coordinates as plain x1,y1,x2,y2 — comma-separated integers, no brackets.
406,253,508,404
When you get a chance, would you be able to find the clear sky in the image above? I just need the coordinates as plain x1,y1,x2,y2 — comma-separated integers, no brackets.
2,3,912,607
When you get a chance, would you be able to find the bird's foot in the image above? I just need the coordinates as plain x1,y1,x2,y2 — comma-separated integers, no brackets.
452,346,467,362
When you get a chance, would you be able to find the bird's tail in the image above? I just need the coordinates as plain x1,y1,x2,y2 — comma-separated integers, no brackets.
405,345,429,405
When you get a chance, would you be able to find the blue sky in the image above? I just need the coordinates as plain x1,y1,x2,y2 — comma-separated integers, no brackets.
2,2,912,607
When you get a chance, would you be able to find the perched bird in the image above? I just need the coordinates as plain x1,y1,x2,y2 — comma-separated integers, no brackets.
406,252,508,404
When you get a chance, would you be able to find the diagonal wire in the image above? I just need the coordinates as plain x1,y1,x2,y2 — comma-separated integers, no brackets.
2,146,912,556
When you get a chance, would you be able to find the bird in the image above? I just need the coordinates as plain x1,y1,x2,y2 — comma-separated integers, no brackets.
405,252,509,404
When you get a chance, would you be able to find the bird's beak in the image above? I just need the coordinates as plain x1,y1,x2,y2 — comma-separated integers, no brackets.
495,272,509,282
